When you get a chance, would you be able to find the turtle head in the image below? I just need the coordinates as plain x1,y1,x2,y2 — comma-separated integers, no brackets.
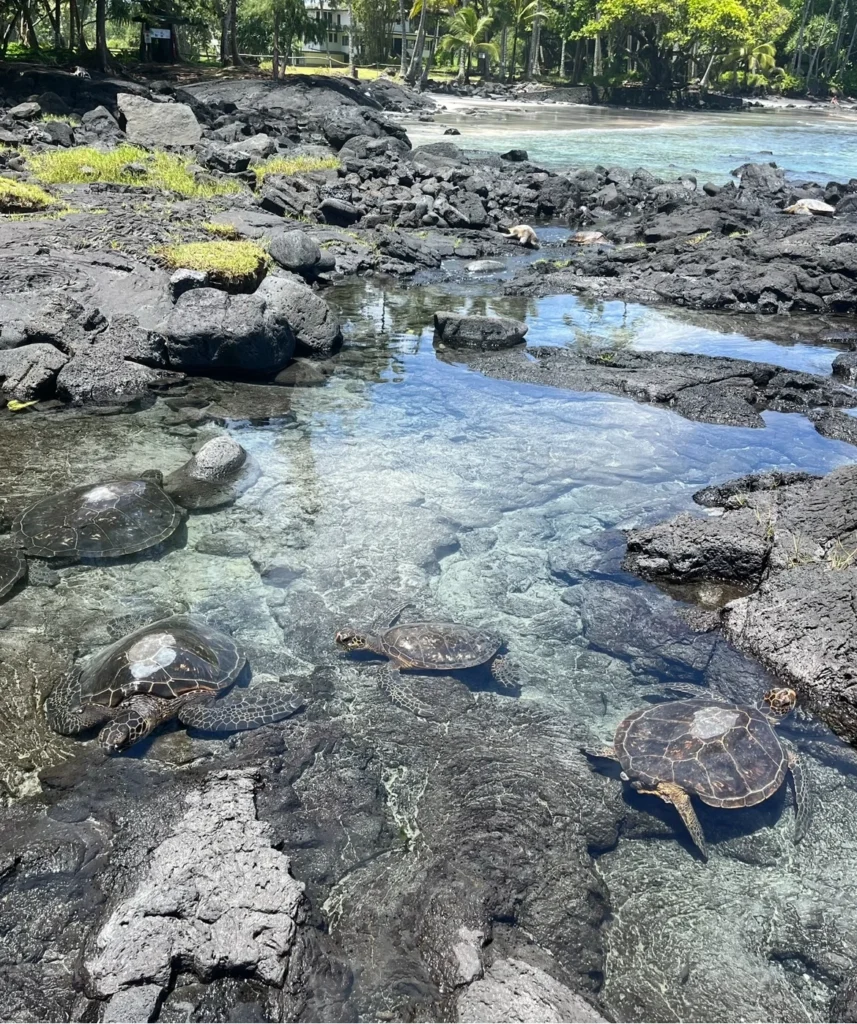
763,687,797,718
335,629,368,652
98,703,156,754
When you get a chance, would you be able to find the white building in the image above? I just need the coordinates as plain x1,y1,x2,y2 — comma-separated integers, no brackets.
300,0,423,67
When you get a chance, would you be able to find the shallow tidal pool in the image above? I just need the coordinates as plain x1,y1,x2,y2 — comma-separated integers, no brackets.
3,276,857,1022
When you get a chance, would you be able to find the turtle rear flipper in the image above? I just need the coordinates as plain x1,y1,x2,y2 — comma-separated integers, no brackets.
643,781,708,861
380,664,434,718
178,692,302,733
788,749,811,844
490,654,518,691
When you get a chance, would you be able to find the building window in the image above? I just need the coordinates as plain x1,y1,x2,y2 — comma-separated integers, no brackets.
337,13,341,24
328,32,334,41
342,33,349,45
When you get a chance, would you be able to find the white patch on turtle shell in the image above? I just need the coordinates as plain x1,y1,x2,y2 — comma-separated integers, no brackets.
126,632,178,679
690,706,740,740
83,484,122,504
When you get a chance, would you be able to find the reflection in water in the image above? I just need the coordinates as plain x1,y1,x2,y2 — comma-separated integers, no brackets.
2,273,857,1021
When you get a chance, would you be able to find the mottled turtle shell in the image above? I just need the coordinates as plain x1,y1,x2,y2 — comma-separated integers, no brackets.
75,616,246,709
14,477,182,560
0,550,26,599
378,622,500,670
614,699,788,809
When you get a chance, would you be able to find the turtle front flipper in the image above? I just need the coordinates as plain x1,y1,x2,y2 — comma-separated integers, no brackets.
787,748,811,844
380,664,434,718
178,691,302,733
644,782,709,861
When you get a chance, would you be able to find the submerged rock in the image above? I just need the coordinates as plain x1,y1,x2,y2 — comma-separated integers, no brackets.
163,435,259,509
457,958,607,1023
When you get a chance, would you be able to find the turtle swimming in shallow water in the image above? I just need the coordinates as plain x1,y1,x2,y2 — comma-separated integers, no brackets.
335,608,515,716
46,615,300,753
586,687,809,860
0,550,26,602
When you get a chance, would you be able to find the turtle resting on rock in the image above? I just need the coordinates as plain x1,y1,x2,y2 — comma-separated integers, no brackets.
335,607,515,716
46,615,300,753
585,687,809,861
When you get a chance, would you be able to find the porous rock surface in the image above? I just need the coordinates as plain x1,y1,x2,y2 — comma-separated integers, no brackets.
87,770,305,1018
456,957,608,1023
117,92,202,147
434,312,528,350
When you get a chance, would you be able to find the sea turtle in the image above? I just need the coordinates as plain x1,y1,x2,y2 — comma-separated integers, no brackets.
785,198,836,217
9,437,253,576
14,473,183,561
0,550,26,601
586,687,809,860
335,609,515,716
46,615,300,753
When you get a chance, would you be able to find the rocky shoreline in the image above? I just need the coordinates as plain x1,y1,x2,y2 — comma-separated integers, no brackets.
2,63,857,1024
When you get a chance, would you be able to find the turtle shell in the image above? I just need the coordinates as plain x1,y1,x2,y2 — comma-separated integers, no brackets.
0,550,26,600
76,616,246,709
379,622,500,670
14,478,182,560
614,698,788,809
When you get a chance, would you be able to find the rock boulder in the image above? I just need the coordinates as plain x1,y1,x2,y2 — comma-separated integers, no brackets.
434,312,528,350
117,93,202,147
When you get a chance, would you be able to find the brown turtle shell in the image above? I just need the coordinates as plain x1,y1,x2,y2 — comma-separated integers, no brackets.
0,550,26,600
614,698,788,809
78,616,246,708
14,477,182,561
378,622,500,670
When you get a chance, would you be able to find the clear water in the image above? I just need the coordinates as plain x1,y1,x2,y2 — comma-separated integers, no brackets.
5,273,857,1020
408,104,857,183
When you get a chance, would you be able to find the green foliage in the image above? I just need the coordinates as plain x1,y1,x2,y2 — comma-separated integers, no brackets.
154,240,269,288
254,154,342,182
28,146,243,199
0,178,57,212
353,0,400,64
439,6,499,81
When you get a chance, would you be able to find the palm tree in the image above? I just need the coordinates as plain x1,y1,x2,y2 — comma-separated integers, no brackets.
438,6,498,82
724,41,783,90
506,0,536,82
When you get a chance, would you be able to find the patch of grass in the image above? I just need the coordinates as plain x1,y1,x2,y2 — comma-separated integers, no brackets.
154,239,269,289
826,539,857,571
255,154,341,184
727,229,751,239
28,145,243,199
0,177,57,213
8,204,78,221
202,220,241,239
686,231,711,245
39,112,81,125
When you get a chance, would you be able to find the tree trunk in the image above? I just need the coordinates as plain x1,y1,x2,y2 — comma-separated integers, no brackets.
406,0,428,83
838,13,857,79
572,37,582,80
510,26,518,82
272,8,279,80
420,17,439,87
398,0,407,75
348,0,358,76
808,3,833,83
499,24,507,81
593,32,602,77
699,52,716,88
95,0,109,70
229,0,240,66
823,0,848,80
792,0,812,72
528,0,541,77
457,45,467,83
53,0,61,49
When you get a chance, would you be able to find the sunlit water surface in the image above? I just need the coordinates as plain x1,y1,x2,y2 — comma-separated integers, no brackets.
4,276,857,1021
407,104,857,183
